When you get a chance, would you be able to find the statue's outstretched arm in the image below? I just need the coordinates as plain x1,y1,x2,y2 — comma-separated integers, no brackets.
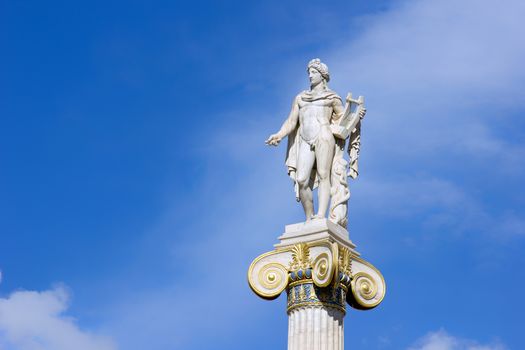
265,96,300,146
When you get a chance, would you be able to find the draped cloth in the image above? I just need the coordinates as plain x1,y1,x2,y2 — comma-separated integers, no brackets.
348,121,361,180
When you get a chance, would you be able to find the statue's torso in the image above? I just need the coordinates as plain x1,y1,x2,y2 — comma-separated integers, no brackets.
298,95,334,144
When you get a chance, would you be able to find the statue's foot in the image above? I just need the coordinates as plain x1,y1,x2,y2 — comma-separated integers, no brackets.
311,214,324,220
305,213,316,222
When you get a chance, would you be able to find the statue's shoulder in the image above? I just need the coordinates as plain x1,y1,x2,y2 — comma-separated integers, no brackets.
297,90,310,100
299,89,342,103
325,89,342,101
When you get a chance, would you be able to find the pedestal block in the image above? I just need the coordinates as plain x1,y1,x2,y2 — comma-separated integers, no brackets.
248,219,386,349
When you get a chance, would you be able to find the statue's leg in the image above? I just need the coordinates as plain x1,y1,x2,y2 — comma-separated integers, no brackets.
296,140,316,220
314,130,335,219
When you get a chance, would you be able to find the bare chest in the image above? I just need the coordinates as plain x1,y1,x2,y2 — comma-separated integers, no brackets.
298,99,334,125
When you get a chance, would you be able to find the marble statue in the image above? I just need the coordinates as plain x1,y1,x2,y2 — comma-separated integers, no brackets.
266,58,366,227
250,59,385,350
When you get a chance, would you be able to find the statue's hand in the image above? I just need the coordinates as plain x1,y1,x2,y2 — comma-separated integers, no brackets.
265,133,282,146
359,107,367,120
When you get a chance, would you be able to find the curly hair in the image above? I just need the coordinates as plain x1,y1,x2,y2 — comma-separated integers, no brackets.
307,58,330,82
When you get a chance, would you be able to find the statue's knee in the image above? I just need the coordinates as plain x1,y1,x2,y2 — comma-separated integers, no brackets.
296,175,309,188
317,170,329,180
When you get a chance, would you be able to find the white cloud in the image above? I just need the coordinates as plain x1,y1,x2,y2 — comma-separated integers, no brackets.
0,287,116,350
315,0,525,241
351,174,525,243
328,0,525,170
409,329,506,350
357,176,471,219
333,0,525,97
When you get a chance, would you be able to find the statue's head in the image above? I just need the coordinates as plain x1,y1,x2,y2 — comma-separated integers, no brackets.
307,58,330,86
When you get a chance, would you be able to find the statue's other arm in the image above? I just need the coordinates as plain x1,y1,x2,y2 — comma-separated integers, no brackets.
333,95,367,136
331,97,345,124
265,95,300,146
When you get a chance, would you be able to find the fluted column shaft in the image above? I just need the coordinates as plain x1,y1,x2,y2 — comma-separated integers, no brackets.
288,306,343,350
286,278,348,350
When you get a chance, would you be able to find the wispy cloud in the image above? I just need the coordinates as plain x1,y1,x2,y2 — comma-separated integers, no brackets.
0,286,116,350
409,329,506,350
329,0,525,171
354,175,524,240
102,117,297,349
319,0,525,243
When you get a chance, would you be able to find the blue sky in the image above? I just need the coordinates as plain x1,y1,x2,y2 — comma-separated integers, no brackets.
1,0,524,349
